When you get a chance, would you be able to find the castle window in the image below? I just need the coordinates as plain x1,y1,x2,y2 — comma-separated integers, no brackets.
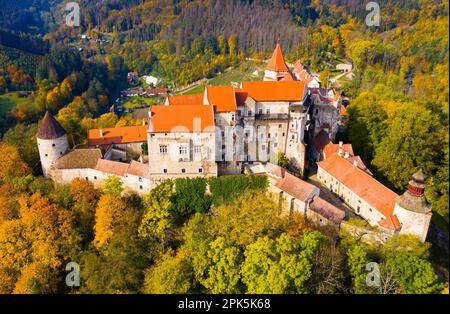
139,185,143,190
139,177,142,182
163,169,167,173
292,135,295,140
261,145,266,150
60,152,63,155
198,168,203,173
181,169,186,173
194,146,202,154
45,154,48,157
160,145,168,154
231,114,235,121
266,109,270,114
179,146,187,155
278,124,282,128
258,108,263,114
282,133,285,137
85,177,88,181
247,110,252,116
273,143,278,148
94,176,97,180
369,208,373,212
52,144,55,147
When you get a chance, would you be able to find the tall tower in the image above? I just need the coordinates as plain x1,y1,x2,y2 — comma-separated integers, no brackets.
36,111,69,178
393,169,432,242
264,43,291,81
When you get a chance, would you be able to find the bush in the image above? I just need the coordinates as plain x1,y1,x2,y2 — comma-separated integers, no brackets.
171,177,211,216
208,174,268,206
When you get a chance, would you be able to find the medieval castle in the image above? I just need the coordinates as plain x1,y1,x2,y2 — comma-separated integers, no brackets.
36,44,432,242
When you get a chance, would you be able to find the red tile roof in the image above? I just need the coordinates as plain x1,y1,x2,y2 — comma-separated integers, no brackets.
206,86,237,112
266,43,289,72
309,195,346,225
265,163,318,202
379,214,401,231
127,160,150,178
166,93,204,106
95,159,130,176
317,154,398,224
280,71,297,82
88,125,148,146
241,81,306,102
150,105,215,133
323,143,354,159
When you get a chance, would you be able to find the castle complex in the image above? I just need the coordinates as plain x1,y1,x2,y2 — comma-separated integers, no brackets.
36,44,432,242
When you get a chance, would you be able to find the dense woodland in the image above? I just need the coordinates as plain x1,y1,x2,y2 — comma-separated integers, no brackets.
0,0,448,294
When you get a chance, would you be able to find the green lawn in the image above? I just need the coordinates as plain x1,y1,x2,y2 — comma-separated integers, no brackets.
0,92,33,115
174,60,264,96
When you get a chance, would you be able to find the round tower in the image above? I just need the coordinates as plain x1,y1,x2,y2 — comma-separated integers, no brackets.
36,111,69,178
393,169,432,242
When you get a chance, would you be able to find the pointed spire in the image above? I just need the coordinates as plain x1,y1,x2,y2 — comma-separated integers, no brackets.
266,43,289,72
36,111,67,139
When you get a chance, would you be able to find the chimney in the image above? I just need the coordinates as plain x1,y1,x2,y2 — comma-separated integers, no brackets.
344,151,350,159
99,129,103,137
353,160,358,167
338,149,343,157
339,141,343,148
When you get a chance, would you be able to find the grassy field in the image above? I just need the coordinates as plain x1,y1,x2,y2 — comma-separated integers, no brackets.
0,92,33,115
175,60,264,96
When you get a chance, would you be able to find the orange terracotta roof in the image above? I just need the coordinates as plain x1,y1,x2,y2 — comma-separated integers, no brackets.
317,154,398,222
340,105,348,116
266,43,289,72
265,163,318,202
166,93,204,106
95,159,129,176
150,105,214,133
206,86,237,112
323,143,354,159
280,72,297,81
241,81,305,102
379,214,401,230
88,125,148,146
127,160,150,178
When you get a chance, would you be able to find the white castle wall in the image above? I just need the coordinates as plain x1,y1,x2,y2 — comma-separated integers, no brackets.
394,203,432,242
37,135,69,178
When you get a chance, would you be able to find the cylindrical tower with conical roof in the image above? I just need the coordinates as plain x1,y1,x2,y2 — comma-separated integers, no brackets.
393,169,432,242
36,111,69,178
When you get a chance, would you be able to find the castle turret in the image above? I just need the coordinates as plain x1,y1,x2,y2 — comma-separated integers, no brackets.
36,111,69,178
264,43,291,81
393,169,432,242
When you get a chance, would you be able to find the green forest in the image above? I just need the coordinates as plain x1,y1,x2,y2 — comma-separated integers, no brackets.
0,0,448,294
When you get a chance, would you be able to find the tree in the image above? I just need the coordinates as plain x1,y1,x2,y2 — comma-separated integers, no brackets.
93,194,127,250
0,143,31,184
201,237,243,293
241,233,313,294
171,177,211,216
138,180,174,251
212,191,285,246
385,253,442,294
345,244,370,294
0,193,81,293
372,103,442,189
274,152,289,169
382,234,431,259
142,249,194,294
102,175,123,197
70,178,100,241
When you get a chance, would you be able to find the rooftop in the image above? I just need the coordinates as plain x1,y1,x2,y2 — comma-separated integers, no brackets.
241,81,305,102
95,159,130,176
166,93,204,106
53,148,102,169
265,163,318,202
150,105,215,133
88,125,148,146
309,195,346,225
206,86,237,112
266,43,289,72
317,154,398,222
37,111,67,140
